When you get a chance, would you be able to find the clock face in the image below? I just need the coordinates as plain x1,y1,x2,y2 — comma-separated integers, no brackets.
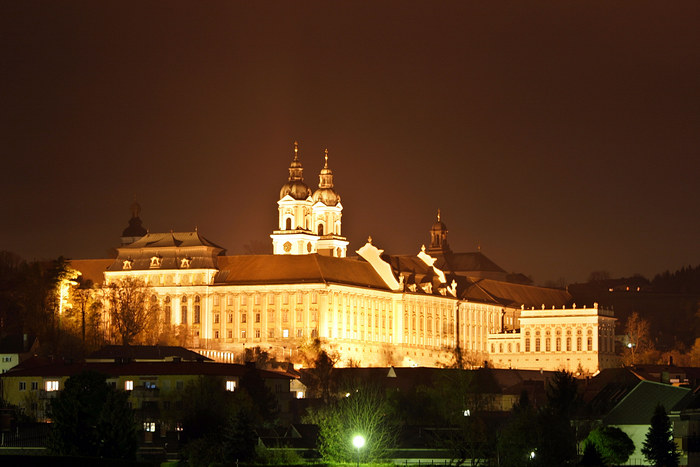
283,241,292,252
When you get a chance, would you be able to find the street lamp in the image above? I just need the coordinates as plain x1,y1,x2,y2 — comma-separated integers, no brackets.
352,434,365,467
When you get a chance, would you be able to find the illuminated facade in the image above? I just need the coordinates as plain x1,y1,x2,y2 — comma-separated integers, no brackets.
70,142,617,371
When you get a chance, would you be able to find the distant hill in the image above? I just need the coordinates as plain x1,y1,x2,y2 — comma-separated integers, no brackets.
568,265,700,350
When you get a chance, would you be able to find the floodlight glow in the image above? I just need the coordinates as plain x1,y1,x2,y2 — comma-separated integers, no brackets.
353,434,365,449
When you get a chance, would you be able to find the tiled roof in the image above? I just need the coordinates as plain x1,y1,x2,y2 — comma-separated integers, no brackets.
3,357,292,380
86,345,212,362
603,380,692,425
124,231,225,250
464,278,572,308
215,254,391,290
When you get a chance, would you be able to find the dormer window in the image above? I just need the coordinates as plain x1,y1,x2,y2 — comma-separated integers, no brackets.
180,257,191,268
122,259,133,270
150,255,162,268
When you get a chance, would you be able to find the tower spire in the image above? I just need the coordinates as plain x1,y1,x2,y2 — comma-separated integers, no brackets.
318,148,334,189
288,141,304,181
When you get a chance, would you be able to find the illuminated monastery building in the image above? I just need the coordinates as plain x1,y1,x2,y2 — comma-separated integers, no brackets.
71,143,617,374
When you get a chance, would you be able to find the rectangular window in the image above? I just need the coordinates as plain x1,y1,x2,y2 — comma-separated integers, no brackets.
228,313,233,323
296,310,302,322
241,330,246,338
240,295,247,305
194,307,200,324
545,339,551,352
214,314,220,324
282,294,289,305
125,380,134,391
282,311,288,322
255,313,260,323
241,313,247,323
181,305,187,324
19,382,26,391
255,329,261,338
525,338,530,352
296,329,303,338
535,338,541,352
566,337,572,351
283,329,289,338
556,338,561,351
45,380,59,391
215,330,220,339
254,295,261,306
31,381,38,391
144,381,157,389
226,380,236,392
213,295,220,306
587,337,593,351
226,295,233,306
176,381,184,390
268,329,274,338
227,330,232,338
268,294,275,305
311,292,318,304
143,422,156,432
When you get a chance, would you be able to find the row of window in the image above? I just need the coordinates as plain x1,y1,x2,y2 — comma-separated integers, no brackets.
19,379,238,393
522,336,594,353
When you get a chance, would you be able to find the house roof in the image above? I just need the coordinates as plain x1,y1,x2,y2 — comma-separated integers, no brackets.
215,254,391,290
3,356,292,380
86,345,212,362
603,380,692,425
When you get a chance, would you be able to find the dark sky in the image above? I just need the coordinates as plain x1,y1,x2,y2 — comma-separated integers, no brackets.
2,1,699,285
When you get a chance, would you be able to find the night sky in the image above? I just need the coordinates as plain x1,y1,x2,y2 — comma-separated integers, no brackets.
2,2,699,285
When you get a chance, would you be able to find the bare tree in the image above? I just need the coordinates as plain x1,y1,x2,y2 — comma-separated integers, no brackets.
105,277,159,345
623,312,654,365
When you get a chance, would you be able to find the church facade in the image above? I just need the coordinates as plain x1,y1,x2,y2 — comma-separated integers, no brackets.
71,143,617,373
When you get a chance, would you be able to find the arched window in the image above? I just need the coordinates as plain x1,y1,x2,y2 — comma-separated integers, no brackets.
317,223,324,236
194,296,201,324
285,217,292,230
181,296,188,324
164,296,171,324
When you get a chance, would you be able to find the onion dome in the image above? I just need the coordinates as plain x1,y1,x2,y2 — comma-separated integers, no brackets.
312,149,340,206
121,201,147,237
279,141,312,200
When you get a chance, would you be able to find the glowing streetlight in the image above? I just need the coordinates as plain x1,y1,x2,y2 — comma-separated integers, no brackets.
352,434,365,467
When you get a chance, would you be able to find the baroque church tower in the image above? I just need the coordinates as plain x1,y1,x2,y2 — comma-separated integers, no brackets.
271,142,347,257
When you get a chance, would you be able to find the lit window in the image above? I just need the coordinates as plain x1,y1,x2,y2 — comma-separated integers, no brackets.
226,380,236,392
122,259,132,270
296,391,305,399
150,256,162,268
180,257,191,268
145,381,157,389
143,422,156,432
125,380,134,391
283,329,289,338
45,380,59,391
